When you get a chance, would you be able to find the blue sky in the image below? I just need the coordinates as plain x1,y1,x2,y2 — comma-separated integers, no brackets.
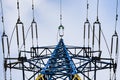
0,0,120,80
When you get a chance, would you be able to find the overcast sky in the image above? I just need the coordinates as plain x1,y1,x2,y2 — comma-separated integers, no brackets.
0,0,120,80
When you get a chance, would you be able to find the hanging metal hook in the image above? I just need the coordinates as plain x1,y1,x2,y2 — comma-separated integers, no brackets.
111,32,118,55
92,0,101,53
15,0,26,55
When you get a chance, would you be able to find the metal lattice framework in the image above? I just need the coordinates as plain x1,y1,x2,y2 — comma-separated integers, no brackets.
1,0,119,79
4,38,116,80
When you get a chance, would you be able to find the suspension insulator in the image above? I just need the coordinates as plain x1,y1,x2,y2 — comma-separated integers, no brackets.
72,74,81,80
83,20,90,47
31,20,38,47
16,20,25,51
92,20,101,51
58,24,64,38
111,32,118,74
2,32,10,57
111,31,118,55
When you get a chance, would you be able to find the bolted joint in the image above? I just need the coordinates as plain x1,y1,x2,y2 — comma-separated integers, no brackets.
18,57,27,62
4,59,7,71
113,63,117,73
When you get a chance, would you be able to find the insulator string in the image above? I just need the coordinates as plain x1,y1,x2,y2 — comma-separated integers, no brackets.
58,0,64,38
0,1,10,57
83,0,90,48
19,0,39,49
31,0,38,48
110,1,119,80
16,0,26,54
92,0,101,52
20,25,31,49
31,21,38,47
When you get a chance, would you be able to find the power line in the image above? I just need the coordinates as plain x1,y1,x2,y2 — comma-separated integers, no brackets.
17,0,21,21
115,0,119,32
86,0,89,20
0,0,5,33
32,0,35,21
60,0,62,25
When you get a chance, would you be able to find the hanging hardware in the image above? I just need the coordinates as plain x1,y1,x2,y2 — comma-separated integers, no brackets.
111,32,118,56
111,0,119,57
2,34,9,80
83,0,90,48
58,0,64,38
58,24,64,38
110,0,119,80
31,21,38,47
31,0,38,47
17,0,21,20
111,16,119,80
2,33,10,56
92,20,101,51
16,0,25,54
92,0,101,54
16,21,25,52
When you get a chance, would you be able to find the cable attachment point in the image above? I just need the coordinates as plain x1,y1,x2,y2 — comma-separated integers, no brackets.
116,14,118,21
58,24,64,38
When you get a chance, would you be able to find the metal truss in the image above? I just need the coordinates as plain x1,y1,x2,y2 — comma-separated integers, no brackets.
4,39,115,80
